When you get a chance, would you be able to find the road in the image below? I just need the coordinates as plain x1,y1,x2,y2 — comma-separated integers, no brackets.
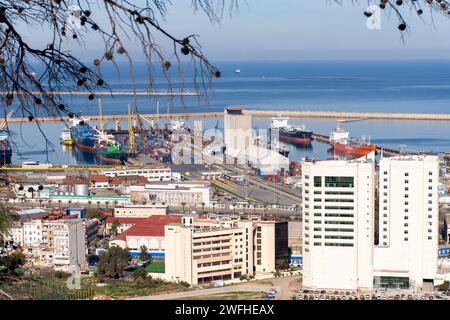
127,275,301,300
127,284,281,300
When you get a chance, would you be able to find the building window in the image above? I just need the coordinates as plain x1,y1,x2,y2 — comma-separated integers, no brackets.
404,173,409,177
324,176,354,188
314,176,322,187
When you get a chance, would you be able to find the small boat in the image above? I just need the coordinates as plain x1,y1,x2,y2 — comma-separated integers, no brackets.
329,122,377,156
235,69,241,74
60,129,74,146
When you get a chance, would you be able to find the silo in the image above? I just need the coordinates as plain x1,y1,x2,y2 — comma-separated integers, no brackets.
74,184,89,196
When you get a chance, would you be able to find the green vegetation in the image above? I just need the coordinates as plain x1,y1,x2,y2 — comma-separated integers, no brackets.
0,206,13,241
0,250,25,276
98,247,129,279
139,245,149,262
85,209,106,220
133,268,148,282
179,291,265,300
109,220,121,238
145,260,165,273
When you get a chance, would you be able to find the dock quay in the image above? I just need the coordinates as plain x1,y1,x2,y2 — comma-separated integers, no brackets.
6,110,450,123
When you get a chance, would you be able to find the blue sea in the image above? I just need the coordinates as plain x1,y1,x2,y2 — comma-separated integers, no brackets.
7,60,450,164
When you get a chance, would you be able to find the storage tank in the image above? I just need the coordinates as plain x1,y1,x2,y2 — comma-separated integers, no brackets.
74,184,89,196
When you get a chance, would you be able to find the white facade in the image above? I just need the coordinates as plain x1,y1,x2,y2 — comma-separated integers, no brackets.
223,107,253,155
6,219,86,272
301,158,375,291
373,155,439,291
129,183,211,206
102,167,173,181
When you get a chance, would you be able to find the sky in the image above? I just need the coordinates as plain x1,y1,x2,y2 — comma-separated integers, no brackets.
20,0,450,61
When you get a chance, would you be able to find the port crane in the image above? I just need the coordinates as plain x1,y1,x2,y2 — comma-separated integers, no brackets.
0,110,15,131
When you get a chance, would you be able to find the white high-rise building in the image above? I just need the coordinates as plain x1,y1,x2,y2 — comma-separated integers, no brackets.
301,157,375,291
373,155,439,291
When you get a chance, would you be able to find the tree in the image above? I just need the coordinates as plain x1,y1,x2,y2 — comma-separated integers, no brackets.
139,245,149,262
109,219,121,238
181,202,187,214
133,267,148,282
86,209,105,220
201,202,206,214
98,246,130,279
0,206,13,241
0,250,25,274
0,1,226,150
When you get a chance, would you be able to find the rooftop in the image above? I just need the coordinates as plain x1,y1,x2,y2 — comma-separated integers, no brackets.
113,215,182,240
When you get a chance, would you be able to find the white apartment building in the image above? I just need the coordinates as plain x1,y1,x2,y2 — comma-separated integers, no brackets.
373,155,439,291
301,158,375,291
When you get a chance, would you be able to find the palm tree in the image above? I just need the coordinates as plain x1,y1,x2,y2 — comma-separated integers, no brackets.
105,201,110,209
231,203,236,214
181,202,187,213
212,203,216,214
57,200,62,209
201,202,206,214
87,200,92,209
97,201,101,209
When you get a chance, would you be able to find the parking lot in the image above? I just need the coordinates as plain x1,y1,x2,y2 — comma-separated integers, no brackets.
292,289,450,300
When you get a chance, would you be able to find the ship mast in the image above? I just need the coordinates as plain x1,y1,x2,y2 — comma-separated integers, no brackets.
98,97,104,133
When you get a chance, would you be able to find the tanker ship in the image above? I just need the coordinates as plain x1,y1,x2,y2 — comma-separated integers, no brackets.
269,116,313,144
329,122,377,156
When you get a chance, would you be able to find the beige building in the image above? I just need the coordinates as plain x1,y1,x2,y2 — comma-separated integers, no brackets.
113,204,169,218
129,183,211,206
164,216,289,285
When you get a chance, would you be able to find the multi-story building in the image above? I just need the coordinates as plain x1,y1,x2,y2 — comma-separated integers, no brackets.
101,167,180,181
113,204,169,218
301,157,375,291
164,216,289,285
6,219,86,272
373,155,439,291
129,183,211,206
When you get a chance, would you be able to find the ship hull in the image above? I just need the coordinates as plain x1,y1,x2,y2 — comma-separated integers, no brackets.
95,153,126,165
276,129,313,144
330,141,377,156
279,134,312,144
75,141,96,153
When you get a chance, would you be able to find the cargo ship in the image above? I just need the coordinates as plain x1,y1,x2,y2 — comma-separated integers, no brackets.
0,131,12,165
329,122,377,156
269,116,313,144
71,119,98,153
95,138,128,165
